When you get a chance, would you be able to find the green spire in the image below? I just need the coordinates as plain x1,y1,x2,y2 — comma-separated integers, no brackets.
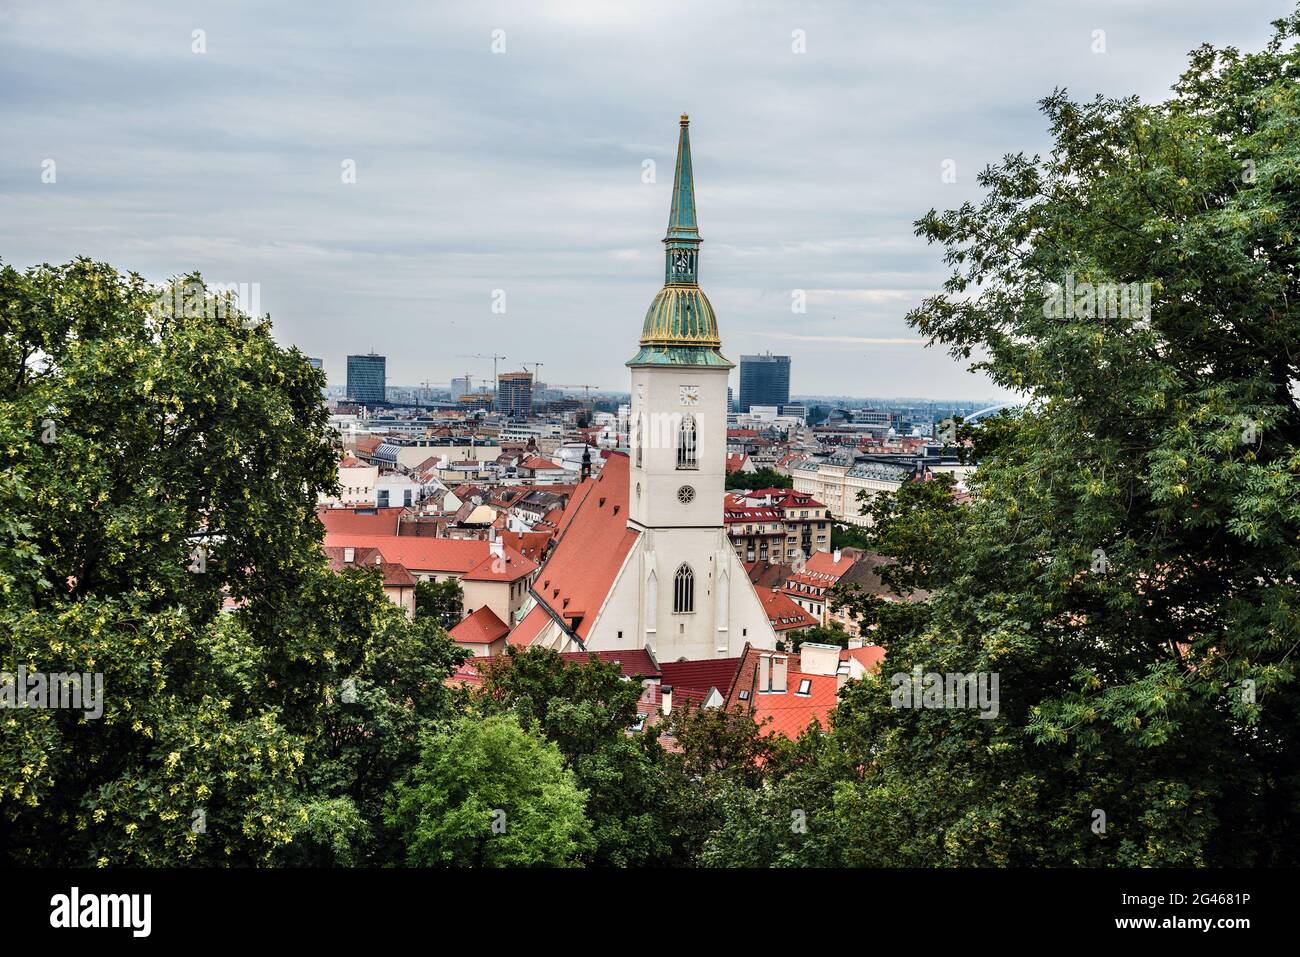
628,115,732,370
666,114,699,242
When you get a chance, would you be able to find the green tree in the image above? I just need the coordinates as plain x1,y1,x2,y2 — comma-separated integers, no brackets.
787,624,851,651
475,647,677,866
414,578,463,627
819,10,1300,866
725,468,793,491
830,522,872,551
0,261,464,865
387,713,590,867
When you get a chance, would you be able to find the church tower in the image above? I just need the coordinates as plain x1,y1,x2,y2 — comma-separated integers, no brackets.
627,115,738,659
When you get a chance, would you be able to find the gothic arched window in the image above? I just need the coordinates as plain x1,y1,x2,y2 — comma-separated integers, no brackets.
676,415,697,470
673,563,694,614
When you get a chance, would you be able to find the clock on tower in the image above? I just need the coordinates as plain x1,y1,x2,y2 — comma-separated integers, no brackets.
627,113,733,534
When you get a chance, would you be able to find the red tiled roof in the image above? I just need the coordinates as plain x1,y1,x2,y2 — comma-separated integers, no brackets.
448,606,510,645
533,453,639,640
557,649,659,677
317,506,404,536
551,478,596,538
659,657,741,698
726,453,749,474
508,604,551,647
842,644,886,672
339,455,367,468
760,589,819,632
461,545,538,583
752,669,840,738
644,681,709,712
447,659,486,687
520,456,563,470
322,534,493,574
802,550,853,578
322,546,416,588
451,647,659,685
782,550,855,597
324,544,383,571
725,645,841,739
380,562,417,587
498,530,552,562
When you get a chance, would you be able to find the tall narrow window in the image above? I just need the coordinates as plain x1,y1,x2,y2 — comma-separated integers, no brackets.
635,413,643,467
673,563,694,614
677,415,697,470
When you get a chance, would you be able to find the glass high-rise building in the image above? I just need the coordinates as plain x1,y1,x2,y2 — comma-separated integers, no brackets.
346,352,386,404
737,353,790,412
496,371,533,415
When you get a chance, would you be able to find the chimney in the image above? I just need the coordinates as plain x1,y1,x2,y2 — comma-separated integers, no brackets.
771,654,788,693
661,684,673,716
757,653,772,692
833,548,842,564
847,636,865,649
489,540,504,559
343,547,355,564
800,642,840,677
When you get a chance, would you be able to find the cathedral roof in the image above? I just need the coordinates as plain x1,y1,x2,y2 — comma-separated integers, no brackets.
530,452,639,642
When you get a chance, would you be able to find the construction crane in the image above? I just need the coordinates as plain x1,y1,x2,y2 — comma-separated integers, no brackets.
548,383,601,405
457,353,507,406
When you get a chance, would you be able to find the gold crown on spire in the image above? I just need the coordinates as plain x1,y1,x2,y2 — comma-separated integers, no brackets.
680,113,689,126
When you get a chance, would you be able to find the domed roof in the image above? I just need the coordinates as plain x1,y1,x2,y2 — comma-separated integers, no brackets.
639,285,720,348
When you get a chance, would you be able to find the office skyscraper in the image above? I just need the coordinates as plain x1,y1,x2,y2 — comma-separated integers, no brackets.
737,353,790,412
497,371,533,415
346,352,386,404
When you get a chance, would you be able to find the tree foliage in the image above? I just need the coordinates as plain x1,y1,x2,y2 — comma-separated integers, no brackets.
387,713,591,867
0,261,464,865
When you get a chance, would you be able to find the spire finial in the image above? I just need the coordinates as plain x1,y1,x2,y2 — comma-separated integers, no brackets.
666,115,699,242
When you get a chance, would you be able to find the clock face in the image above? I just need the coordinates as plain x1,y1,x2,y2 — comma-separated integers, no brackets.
677,485,696,505
679,385,700,406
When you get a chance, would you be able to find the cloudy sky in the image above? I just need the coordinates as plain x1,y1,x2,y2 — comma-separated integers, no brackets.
0,0,1289,400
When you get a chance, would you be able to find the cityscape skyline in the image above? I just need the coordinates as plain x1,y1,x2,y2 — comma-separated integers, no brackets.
1,0,1286,400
